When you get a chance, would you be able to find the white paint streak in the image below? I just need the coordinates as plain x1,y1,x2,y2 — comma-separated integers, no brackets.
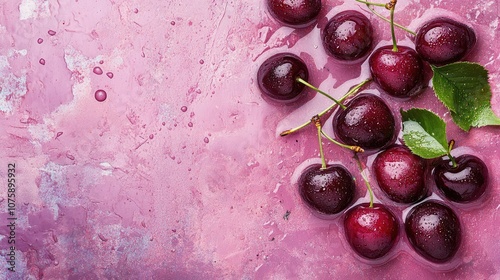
19,0,50,20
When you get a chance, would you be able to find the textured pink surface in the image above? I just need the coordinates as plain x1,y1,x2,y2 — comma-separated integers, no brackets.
0,0,499,279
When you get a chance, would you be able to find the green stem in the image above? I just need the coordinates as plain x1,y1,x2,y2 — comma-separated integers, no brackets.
355,0,386,7
321,131,364,153
280,79,370,136
365,4,416,35
447,140,458,168
389,3,398,52
312,116,327,170
354,153,374,208
296,78,345,109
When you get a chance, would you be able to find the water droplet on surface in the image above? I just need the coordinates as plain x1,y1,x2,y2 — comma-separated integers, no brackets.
106,72,114,79
199,59,204,64
149,134,154,139
48,30,56,36
181,106,188,112
188,122,193,127
37,38,43,44
39,58,45,65
93,66,103,75
203,137,209,143
99,60,104,64
95,90,107,102
66,152,75,160
171,21,176,25
133,8,139,13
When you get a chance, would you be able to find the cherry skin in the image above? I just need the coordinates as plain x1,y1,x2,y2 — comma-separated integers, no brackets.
433,154,488,203
405,200,461,263
333,93,396,150
298,164,355,215
373,145,427,203
415,17,476,65
267,0,321,27
257,53,309,102
321,10,373,62
344,203,399,259
369,45,425,98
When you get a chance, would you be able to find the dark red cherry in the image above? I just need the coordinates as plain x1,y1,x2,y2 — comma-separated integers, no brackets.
298,164,355,215
415,17,476,65
321,10,373,62
257,53,309,102
405,200,461,263
267,0,322,27
344,203,399,259
433,154,488,203
373,145,427,203
333,93,395,150
369,45,425,98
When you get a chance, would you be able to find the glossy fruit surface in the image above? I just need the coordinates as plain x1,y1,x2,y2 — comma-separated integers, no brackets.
369,45,425,98
257,53,309,102
321,10,373,62
415,17,476,65
405,200,461,263
267,0,321,27
433,155,488,203
333,93,395,150
344,203,399,259
298,164,355,215
373,145,427,203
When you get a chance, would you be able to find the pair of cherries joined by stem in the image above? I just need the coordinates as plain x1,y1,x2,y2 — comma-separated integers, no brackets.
261,0,486,265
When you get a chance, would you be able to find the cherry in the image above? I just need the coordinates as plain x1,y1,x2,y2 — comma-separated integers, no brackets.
333,93,395,150
405,200,461,263
433,154,488,203
321,10,373,62
415,17,476,65
344,203,399,259
298,164,355,215
373,145,427,203
267,0,322,27
257,53,309,102
369,45,425,98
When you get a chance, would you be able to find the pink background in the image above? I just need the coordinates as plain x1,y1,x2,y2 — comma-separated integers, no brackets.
0,0,499,279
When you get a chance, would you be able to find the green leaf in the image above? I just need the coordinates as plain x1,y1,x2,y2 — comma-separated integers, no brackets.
401,108,449,159
431,62,500,131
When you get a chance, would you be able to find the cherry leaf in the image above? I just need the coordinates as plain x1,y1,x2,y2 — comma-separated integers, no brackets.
401,108,448,159
431,62,500,131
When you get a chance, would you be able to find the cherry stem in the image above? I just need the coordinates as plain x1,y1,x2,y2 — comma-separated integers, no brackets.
365,4,416,35
296,78,346,109
447,140,458,168
280,79,370,136
355,0,386,7
321,131,364,153
387,0,398,52
354,153,374,208
312,116,327,170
